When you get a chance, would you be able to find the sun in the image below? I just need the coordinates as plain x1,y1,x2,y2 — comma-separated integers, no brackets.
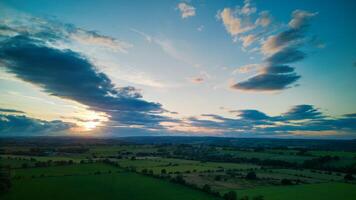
82,121,99,131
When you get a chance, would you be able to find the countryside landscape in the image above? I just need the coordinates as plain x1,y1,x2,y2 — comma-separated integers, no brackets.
1,137,356,200
0,0,355,199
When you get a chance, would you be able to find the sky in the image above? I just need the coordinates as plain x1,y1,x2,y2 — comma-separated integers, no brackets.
0,0,355,138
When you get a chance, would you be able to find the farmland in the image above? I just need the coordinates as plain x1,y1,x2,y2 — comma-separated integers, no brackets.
0,137,355,200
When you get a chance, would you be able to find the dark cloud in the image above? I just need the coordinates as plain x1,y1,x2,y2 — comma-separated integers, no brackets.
263,65,295,74
185,105,356,138
231,73,300,91
0,113,73,136
266,48,306,65
232,10,316,92
0,108,25,114
0,35,168,129
280,104,323,120
235,109,270,120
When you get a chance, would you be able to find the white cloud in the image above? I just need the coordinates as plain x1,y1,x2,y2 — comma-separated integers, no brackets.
177,2,196,19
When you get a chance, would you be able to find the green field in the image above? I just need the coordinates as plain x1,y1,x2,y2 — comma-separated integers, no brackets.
3,165,217,200
237,183,356,200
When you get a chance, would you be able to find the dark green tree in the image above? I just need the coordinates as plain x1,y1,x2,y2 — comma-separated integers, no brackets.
202,184,211,193
223,191,237,200
246,171,257,180
0,165,11,193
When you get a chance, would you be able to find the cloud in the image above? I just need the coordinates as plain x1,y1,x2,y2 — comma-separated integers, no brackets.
240,34,257,47
190,77,204,84
0,108,25,114
231,73,300,91
177,2,196,19
240,0,257,16
69,29,133,53
130,28,152,43
256,11,272,27
261,29,304,55
261,65,295,74
0,17,132,53
233,109,271,120
0,113,73,136
0,35,169,129
266,48,306,64
181,105,356,138
197,25,204,32
218,0,273,46
280,104,323,120
189,70,211,84
217,8,255,37
288,10,317,29
233,63,260,74
232,10,316,91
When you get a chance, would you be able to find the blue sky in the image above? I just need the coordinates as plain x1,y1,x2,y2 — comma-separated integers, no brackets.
0,0,355,138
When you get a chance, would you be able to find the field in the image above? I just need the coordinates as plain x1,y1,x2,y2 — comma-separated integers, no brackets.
3,167,216,200
1,137,355,200
237,183,356,200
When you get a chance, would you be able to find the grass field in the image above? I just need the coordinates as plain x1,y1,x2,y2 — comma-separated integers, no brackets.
3,165,217,200
236,183,356,200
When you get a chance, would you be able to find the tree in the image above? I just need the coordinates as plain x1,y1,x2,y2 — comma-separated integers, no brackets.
246,171,257,180
223,191,237,200
344,173,355,181
161,169,167,174
202,184,211,193
0,166,11,193
21,163,29,168
214,175,222,181
172,174,185,184
281,178,293,185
